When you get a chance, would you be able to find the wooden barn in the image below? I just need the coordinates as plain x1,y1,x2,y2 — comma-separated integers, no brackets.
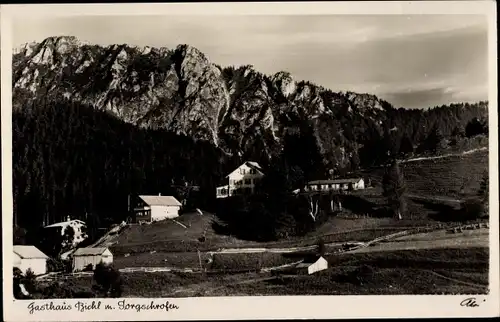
294,256,329,275
72,247,113,272
13,245,49,276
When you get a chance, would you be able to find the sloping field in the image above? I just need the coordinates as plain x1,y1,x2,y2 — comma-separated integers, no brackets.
366,149,488,198
110,212,250,255
351,228,488,254
110,214,411,256
352,149,489,221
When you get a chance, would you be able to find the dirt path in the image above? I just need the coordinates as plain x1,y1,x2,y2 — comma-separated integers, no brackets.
426,270,488,289
401,147,487,164
348,228,488,254
207,242,347,255
407,194,462,204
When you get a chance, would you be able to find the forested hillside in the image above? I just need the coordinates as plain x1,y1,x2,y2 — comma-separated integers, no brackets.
13,99,230,231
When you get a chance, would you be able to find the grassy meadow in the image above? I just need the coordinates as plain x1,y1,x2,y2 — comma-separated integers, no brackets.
51,247,489,297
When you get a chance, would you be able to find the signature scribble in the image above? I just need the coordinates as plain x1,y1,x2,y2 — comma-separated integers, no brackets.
460,297,485,308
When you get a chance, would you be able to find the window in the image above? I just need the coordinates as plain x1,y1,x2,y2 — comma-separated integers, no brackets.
241,168,246,175
245,179,251,185
250,169,256,174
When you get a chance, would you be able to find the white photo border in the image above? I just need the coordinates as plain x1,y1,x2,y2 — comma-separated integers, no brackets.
1,2,499,321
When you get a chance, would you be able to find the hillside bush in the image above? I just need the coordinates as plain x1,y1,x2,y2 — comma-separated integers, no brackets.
22,269,38,294
47,258,66,273
93,262,123,297
460,198,485,221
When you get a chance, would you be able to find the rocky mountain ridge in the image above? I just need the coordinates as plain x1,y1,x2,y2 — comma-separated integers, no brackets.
13,36,484,170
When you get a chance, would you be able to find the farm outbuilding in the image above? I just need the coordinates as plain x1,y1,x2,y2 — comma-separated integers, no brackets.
13,245,49,276
72,247,113,272
294,256,329,275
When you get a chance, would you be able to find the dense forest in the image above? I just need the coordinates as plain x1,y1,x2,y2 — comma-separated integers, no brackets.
12,99,233,232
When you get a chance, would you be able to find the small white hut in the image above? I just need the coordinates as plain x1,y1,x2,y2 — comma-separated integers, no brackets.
13,245,49,276
295,256,329,275
72,247,113,272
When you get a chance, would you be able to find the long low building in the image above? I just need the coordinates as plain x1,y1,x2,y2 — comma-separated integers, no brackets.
305,178,365,192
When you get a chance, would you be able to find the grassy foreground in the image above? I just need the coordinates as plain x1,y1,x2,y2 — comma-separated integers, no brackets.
50,247,489,297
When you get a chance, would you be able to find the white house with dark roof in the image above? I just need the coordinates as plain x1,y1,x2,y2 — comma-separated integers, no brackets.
305,178,365,192
72,247,113,272
132,194,182,223
216,161,265,198
13,245,49,275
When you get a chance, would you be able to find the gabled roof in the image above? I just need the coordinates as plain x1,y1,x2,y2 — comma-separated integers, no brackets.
307,178,363,185
139,195,182,207
225,161,264,178
296,255,327,268
45,219,86,228
73,247,111,256
13,245,49,259
246,161,262,170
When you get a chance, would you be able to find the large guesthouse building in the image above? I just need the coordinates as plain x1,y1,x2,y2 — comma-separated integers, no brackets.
216,161,264,198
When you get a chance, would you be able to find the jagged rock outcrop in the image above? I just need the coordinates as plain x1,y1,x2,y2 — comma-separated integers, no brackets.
13,36,393,168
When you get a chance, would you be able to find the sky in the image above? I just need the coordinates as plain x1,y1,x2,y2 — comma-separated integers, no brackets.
13,14,489,109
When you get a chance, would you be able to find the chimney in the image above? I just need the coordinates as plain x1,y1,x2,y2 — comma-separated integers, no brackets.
66,215,71,222
159,193,161,196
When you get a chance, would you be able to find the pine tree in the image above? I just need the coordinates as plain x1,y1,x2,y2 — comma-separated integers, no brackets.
382,160,407,220
478,172,489,216
399,135,414,156
423,125,446,153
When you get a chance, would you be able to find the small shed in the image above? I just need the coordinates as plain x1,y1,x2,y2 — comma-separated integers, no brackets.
295,256,329,275
72,247,113,272
13,245,49,275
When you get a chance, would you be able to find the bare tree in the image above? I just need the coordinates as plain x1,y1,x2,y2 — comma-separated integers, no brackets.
308,195,320,222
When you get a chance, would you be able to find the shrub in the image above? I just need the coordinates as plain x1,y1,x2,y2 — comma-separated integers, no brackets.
83,263,94,272
460,198,485,220
22,269,38,293
93,262,123,297
47,258,66,273
41,282,73,298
